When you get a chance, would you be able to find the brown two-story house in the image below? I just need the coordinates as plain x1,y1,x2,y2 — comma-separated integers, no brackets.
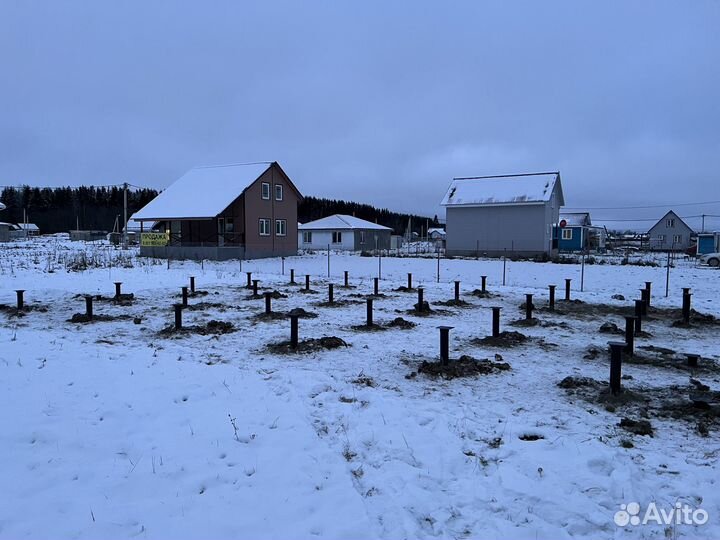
134,161,302,260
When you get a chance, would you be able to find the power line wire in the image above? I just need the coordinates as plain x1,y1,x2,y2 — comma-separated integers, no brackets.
564,200,720,210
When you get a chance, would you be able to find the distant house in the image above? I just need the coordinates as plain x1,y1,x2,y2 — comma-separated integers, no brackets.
647,211,693,251
558,213,591,252
441,172,564,257
133,161,302,260
298,214,392,251
70,230,107,242
17,223,40,236
427,228,446,240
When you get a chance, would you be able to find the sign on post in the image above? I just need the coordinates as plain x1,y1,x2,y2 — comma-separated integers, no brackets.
141,232,169,247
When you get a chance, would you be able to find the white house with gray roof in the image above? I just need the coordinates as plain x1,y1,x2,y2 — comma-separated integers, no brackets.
298,214,392,251
441,171,564,257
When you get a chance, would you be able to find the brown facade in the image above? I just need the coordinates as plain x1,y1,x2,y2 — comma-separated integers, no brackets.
148,162,301,260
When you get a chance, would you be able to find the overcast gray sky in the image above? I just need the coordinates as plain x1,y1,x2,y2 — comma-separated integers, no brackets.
1,1,719,230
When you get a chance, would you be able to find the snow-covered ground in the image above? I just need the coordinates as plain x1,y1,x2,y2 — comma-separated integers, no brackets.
1,238,718,539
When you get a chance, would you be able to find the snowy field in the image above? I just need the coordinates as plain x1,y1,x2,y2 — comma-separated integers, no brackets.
1,238,719,539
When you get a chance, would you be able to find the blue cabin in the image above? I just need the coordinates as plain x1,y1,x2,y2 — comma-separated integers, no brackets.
557,212,592,252
697,233,720,255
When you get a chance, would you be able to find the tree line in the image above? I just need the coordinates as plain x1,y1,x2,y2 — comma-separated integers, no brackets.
0,187,440,236
0,186,159,233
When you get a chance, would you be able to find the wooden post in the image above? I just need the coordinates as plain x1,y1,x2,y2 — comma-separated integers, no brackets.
181,286,188,307
454,281,460,302
417,287,424,312
328,284,334,304
114,282,122,298
525,294,533,320
252,280,259,296
15,290,25,310
264,292,272,314
481,275,487,293
366,298,373,326
565,278,571,301
189,276,195,293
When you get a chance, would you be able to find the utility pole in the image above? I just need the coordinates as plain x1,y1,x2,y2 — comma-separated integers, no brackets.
123,182,128,249
702,214,706,233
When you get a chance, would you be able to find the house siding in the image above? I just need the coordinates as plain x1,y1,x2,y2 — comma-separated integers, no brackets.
242,163,300,259
446,204,559,257
298,228,391,251
647,211,693,251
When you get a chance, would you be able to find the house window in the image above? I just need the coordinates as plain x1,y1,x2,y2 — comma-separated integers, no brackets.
562,229,573,240
666,218,675,228
259,218,270,236
275,184,283,201
657,234,666,242
359,231,366,244
673,234,682,244
332,231,342,244
302,231,312,244
275,219,287,236
261,182,270,200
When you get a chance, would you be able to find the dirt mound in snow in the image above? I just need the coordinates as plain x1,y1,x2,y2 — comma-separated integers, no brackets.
0,304,49,317
68,313,131,324
268,336,349,354
583,345,719,374
350,323,388,332
287,307,318,319
415,355,511,379
387,317,416,329
474,331,529,348
159,320,235,336
471,289,494,298
558,376,720,436
436,299,472,307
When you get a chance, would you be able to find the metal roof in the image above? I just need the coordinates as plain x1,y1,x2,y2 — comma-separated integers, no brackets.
133,162,274,221
299,214,392,231
441,172,564,207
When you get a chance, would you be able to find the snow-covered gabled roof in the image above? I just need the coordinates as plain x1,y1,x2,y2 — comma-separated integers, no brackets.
428,228,446,236
299,214,392,231
440,172,564,207
559,212,591,227
17,223,40,231
133,162,274,221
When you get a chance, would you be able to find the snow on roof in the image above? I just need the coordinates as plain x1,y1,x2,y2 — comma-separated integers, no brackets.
559,212,591,227
133,162,273,220
17,223,40,231
299,214,392,231
440,172,563,207
428,228,446,235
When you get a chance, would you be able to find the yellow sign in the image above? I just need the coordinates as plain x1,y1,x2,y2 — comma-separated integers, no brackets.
141,232,169,247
